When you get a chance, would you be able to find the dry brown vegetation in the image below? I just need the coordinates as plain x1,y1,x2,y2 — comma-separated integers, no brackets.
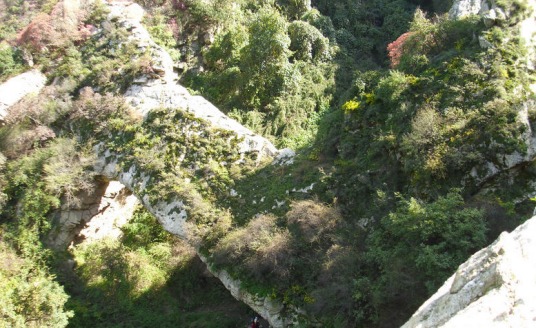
287,198,343,245
212,214,293,279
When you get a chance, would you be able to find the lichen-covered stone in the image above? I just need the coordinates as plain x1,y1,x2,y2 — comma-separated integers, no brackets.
449,0,489,19
401,216,536,328
273,148,296,166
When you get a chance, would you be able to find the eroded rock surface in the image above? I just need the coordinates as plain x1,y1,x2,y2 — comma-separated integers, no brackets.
450,0,536,188
46,180,139,249
449,0,491,19
199,255,298,328
77,181,139,243
401,216,536,328
0,69,46,122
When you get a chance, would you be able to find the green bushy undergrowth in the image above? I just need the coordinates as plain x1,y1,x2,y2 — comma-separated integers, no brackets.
321,7,535,326
65,207,250,328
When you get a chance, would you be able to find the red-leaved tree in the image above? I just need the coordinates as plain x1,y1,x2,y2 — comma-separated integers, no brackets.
387,32,413,68
16,13,55,52
16,1,92,53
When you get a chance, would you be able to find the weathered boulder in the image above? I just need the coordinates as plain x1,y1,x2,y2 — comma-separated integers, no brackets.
273,148,296,166
0,69,46,122
401,216,536,328
449,0,490,19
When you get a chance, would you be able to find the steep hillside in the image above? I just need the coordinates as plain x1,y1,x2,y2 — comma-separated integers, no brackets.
0,0,535,327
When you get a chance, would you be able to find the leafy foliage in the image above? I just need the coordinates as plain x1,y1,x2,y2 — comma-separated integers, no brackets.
0,241,72,328
67,207,250,328
353,191,486,327
0,43,25,82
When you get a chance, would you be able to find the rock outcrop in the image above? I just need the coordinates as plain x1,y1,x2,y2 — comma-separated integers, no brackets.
0,69,46,122
401,215,536,328
45,180,139,249
76,181,139,244
449,0,492,19
199,255,295,328
450,0,536,66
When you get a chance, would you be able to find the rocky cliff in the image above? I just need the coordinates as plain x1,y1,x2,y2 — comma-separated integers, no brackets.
45,180,139,249
449,0,536,190
401,215,536,328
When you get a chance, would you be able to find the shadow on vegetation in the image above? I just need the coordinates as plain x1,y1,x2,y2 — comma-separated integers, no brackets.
51,214,253,328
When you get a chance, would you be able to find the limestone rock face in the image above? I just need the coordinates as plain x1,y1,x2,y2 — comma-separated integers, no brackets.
449,0,536,188
199,255,300,328
401,216,536,328
45,180,139,250
77,181,139,243
273,148,296,166
449,0,488,19
0,69,46,122
93,148,190,240
449,0,536,61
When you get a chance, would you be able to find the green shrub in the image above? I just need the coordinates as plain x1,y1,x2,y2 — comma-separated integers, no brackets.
43,138,96,207
0,241,73,328
287,199,342,245
239,6,294,109
288,20,331,62
121,206,174,249
211,214,292,280
0,43,26,82
358,191,487,326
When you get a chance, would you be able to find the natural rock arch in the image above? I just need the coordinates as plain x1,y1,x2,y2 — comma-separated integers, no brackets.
85,3,300,326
